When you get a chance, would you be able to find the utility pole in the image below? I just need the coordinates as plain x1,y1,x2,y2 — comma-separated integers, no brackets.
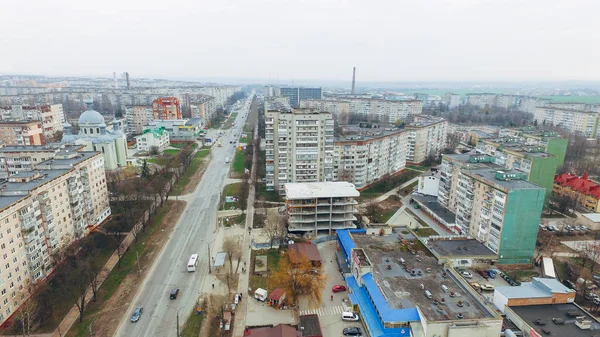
176,310,180,337
136,252,141,275
208,244,212,274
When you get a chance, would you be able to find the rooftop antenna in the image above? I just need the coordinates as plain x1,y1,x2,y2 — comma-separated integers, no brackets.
351,67,356,94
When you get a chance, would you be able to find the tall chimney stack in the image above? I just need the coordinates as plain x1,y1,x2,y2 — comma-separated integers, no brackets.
351,67,356,94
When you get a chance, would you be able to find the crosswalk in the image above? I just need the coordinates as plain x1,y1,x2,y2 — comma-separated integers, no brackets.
299,304,347,316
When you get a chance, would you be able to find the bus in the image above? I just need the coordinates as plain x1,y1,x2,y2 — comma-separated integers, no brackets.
187,254,199,272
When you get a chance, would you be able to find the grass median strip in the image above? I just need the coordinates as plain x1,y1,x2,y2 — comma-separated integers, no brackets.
172,149,210,195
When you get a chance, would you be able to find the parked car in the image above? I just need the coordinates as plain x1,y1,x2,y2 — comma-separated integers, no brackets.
460,271,473,278
131,306,143,322
470,282,481,290
332,285,347,293
534,319,547,325
343,327,363,336
480,284,495,291
488,270,496,279
478,270,489,279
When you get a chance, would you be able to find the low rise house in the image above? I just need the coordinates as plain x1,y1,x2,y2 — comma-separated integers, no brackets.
288,243,322,267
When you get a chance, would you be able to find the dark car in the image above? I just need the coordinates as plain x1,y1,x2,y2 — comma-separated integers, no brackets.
332,285,347,293
343,327,362,336
130,306,143,322
170,288,179,299
478,270,489,279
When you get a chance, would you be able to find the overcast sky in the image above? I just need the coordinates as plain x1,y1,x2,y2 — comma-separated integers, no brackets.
1,0,598,82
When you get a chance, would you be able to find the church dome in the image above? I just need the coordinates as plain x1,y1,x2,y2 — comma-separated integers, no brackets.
79,99,106,126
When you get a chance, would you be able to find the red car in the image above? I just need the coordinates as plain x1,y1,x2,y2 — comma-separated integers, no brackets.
332,285,347,293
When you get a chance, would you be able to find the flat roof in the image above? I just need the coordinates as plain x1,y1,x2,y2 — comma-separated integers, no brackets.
511,304,600,337
353,235,495,322
411,194,456,224
0,169,70,210
466,168,545,190
298,314,322,337
0,144,82,153
37,151,99,169
284,182,359,199
426,238,497,259
583,213,600,223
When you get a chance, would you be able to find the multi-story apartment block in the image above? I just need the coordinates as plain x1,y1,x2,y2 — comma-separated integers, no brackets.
300,99,350,120
277,87,323,108
0,151,110,323
345,98,424,123
265,104,334,193
0,104,64,140
542,102,600,113
151,97,182,120
134,127,170,152
0,144,83,179
464,94,543,113
438,154,545,264
333,129,408,189
476,138,559,203
553,173,600,213
405,116,448,164
125,105,153,134
190,95,216,121
284,182,359,234
465,93,498,108
444,93,461,109
533,107,599,137
0,121,45,146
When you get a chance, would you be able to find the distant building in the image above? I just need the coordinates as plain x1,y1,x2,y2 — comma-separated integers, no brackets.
346,98,424,123
152,97,182,120
62,100,127,170
285,182,359,234
444,93,461,109
0,104,64,140
553,172,600,212
300,99,350,120
0,120,45,146
135,127,170,153
125,105,153,134
405,116,448,164
265,105,333,193
146,118,203,142
438,154,545,263
278,87,323,108
533,106,599,137
190,95,216,121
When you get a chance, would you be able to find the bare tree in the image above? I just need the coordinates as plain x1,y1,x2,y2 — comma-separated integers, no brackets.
263,211,287,248
15,288,39,336
223,237,241,275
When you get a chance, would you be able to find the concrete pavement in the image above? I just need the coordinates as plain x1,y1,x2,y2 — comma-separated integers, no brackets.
114,95,254,337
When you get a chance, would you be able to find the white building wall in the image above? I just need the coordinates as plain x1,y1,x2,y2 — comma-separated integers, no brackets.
418,174,440,196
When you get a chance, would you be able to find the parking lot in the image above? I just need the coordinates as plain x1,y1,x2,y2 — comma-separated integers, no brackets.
457,268,513,291
297,241,366,337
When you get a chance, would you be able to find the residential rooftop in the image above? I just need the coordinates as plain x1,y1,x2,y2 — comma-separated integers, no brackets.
0,169,70,210
335,127,405,143
353,234,495,322
465,168,545,190
536,106,598,113
411,194,456,225
36,151,100,170
284,182,360,200
426,238,497,259
264,100,292,112
510,304,600,337
496,278,574,300
0,144,83,153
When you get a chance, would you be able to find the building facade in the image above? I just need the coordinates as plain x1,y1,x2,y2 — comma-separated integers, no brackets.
300,99,350,120
0,121,45,146
0,104,64,140
125,105,153,134
0,144,83,179
533,107,599,137
553,173,600,213
265,106,334,193
278,87,323,108
0,151,110,324
346,99,424,123
146,118,203,142
438,154,545,264
333,130,408,189
190,95,216,121
444,93,461,109
62,101,127,170
285,182,359,234
134,127,170,152
151,97,182,120
405,116,448,164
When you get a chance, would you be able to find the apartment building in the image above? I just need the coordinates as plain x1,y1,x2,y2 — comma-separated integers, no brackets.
500,127,568,167
465,93,498,108
146,118,203,142
533,107,599,137
476,138,559,203
190,95,216,121
284,182,358,234
438,154,545,264
464,94,543,113
346,98,424,123
553,173,600,213
0,151,110,324
134,127,170,152
542,102,600,113
444,93,461,109
300,99,350,120
151,97,182,120
0,104,64,140
0,144,84,179
0,121,45,146
405,116,448,164
333,129,408,189
274,87,322,108
125,105,153,134
265,105,334,193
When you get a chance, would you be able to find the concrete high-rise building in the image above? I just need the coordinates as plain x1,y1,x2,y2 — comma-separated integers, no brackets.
278,87,323,108
533,107,599,137
190,95,216,121
346,98,424,123
0,150,110,324
405,116,448,164
152,97,182,120
0,104,65,140
125,105,153,134
0,144,83,179
265,103,334,193
0,121,45,146
300,99,350,121
438,154,545,264
444,93,461,109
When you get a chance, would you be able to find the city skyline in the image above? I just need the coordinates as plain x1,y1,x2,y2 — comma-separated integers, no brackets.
2,0,599,82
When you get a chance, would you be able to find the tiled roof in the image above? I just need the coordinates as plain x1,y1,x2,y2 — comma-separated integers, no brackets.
554,173,600,199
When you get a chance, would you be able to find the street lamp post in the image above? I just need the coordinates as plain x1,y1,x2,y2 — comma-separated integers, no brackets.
200,238,215,274
167,305,185,337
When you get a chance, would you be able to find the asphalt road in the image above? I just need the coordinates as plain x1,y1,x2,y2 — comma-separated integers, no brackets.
115,94,255,337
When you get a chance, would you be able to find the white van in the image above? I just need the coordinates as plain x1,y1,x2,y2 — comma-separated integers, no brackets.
425,290,433,299
441,285,449,293
342,312,359,321
225,157,230,163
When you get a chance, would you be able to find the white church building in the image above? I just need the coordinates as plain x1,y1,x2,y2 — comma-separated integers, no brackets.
62,100,127,170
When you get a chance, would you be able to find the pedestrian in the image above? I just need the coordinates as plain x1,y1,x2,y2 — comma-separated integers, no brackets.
212,284,214,289
330,295,333,301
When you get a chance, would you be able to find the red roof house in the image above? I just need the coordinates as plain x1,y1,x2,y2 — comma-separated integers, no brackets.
243,324,301,337
289,243,322,267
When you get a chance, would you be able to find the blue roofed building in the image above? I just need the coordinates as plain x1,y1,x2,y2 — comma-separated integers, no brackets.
337,230,502,337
